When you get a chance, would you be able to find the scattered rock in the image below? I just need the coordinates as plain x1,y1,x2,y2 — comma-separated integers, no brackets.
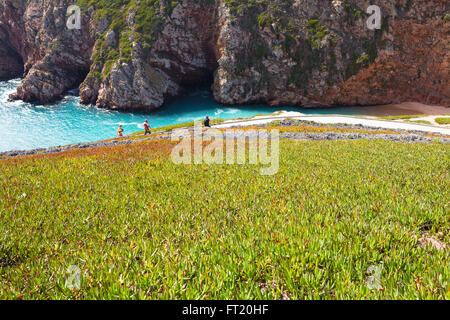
419,235,448,251
259,281,291,300
105,30,117,47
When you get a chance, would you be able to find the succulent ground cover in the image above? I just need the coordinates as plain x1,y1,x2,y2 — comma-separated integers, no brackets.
0,130,448,299
435,118,450,125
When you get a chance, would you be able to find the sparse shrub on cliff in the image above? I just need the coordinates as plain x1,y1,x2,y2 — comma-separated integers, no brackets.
306,19,336,51
356,53,369,66
257,11,272,28
76,0,173,80
135,0,164,47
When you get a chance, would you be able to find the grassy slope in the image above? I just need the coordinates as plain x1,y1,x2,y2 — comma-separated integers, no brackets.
377,115,450,126
435,118,450,125
377,115,426,120
0,138,449,299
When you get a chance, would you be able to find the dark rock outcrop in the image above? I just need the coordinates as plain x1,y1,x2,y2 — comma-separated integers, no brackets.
0,26,23,79
0,0,448,109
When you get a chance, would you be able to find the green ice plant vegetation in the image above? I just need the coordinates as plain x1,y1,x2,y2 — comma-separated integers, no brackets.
0,138,448,299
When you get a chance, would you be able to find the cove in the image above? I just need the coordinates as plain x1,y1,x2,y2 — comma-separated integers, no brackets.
0,79,299,152
0,78,427,153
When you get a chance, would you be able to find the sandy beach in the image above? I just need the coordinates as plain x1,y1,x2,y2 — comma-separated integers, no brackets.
343,102,449,117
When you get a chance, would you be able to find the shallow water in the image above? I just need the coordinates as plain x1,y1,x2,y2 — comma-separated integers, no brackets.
1,78,430,152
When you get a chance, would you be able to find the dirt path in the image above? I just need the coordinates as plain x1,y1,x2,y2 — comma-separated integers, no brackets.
214,113,450,135
2,114,449,159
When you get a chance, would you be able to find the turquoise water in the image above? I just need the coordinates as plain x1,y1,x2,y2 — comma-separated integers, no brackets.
1,78,360,152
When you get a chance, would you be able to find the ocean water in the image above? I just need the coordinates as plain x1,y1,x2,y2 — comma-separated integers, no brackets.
1,78,361,152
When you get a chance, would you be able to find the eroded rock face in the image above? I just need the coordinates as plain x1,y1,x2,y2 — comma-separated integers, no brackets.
79,0,220,110
212,0,449,107
0,0,448,109
0,40,23,79
0,12,22,79
0,0,93,102
306,0,450,107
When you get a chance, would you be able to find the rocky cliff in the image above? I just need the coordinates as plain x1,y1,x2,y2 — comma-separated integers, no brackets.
0,0,448,110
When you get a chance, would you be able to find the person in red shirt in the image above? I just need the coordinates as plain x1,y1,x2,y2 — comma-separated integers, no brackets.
117,125,124,137
144,120,151,135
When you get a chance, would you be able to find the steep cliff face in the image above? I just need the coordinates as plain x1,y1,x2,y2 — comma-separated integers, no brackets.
213,0,449,107
0,0,448,109
0,0,94,102
79,0,220,110
0,26,23,79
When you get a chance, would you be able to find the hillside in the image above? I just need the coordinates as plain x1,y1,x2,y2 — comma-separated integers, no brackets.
0,121,449,299
0,0,448,110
